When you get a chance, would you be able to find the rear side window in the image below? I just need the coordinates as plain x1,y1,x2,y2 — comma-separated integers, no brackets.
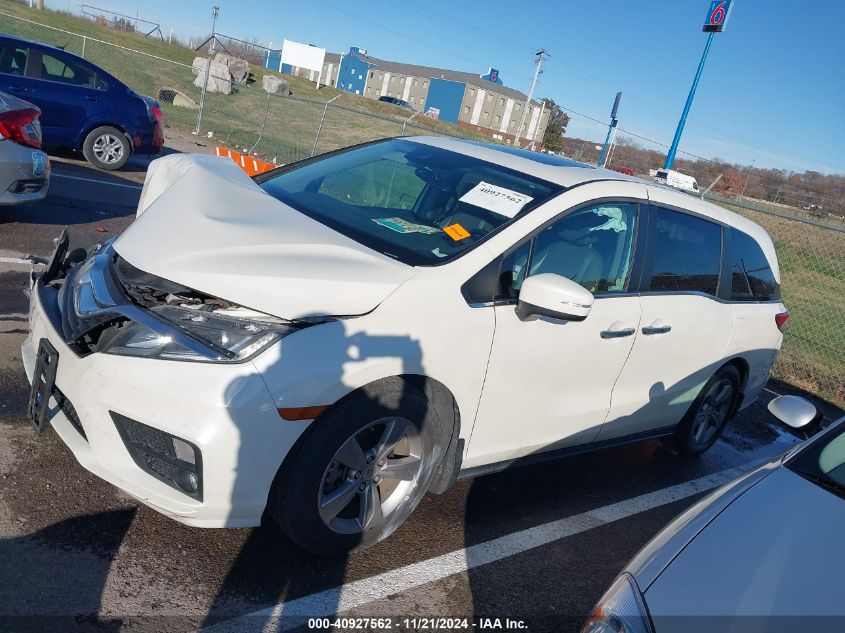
0,43,28,76
729,228,780,301
39,51,106,89
647,207,722,296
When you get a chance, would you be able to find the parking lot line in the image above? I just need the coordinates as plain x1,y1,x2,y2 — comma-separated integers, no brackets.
51,173,143,189
199,456,772,632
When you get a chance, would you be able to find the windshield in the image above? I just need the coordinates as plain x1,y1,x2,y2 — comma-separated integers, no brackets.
787,420,845,499
257,139,563,265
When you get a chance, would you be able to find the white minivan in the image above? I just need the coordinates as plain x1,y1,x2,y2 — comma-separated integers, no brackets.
23,138,787,553
653,168,700,193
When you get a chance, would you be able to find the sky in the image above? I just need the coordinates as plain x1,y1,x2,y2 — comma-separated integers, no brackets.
44,0,845,174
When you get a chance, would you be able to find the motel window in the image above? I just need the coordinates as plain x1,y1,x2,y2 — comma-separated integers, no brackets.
483,111,489,120
369,71,374,79
379,73,384,80
411,96,416,104
413,78,418,87
423,80,428,88
515,103,521,111
463,105,470,115
350,67,356,74
486,93,492,102
494,114,501,124
469,87,476,96
500,97,505,106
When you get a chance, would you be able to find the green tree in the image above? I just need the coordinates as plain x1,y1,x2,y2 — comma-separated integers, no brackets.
540,98,571,153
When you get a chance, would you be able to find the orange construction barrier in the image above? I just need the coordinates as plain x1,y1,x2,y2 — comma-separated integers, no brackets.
214,146,277,176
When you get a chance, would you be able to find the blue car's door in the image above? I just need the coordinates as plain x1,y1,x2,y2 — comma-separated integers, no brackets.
22,46,112,147
0,40,41,101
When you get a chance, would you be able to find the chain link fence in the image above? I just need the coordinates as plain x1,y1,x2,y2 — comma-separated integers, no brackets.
1,7,843,405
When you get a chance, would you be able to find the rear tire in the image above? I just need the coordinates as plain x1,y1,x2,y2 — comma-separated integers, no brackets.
82,126,131,170
674,365,741,456
268,378,444,556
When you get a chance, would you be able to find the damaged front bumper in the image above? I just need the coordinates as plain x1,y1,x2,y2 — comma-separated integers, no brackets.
21,237,308,528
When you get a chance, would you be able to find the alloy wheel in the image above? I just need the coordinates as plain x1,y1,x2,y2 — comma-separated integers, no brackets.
317,417,423,535
691,378,734,446
92,133,125,165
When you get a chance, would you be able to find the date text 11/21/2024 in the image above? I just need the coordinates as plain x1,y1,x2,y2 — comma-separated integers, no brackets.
306,617,528,630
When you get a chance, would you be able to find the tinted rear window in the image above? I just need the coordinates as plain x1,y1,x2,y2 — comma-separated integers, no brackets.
729,227,780,301
647,207,722,295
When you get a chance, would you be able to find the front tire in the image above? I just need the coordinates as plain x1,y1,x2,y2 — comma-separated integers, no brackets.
268,378,443,555
83,126,131,170
674,365,741,456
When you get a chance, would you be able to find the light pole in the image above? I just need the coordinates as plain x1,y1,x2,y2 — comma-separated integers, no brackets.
598,92,622,168
195,5,220,135
664,1,734,169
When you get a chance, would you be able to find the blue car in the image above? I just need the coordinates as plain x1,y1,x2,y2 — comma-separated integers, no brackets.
0,34,163,170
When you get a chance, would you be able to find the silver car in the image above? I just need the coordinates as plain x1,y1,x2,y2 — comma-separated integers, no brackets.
584,396,845,633
0,90,49,205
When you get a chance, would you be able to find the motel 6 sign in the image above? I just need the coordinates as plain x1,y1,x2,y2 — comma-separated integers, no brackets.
703,0,733,32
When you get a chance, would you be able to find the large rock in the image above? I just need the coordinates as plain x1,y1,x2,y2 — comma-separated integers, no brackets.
214,52,250,84
192,58,232,94
262,74,290,96
158,87,198,109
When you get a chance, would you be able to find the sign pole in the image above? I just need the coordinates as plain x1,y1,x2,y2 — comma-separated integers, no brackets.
664,0,733,169
664,31,714,169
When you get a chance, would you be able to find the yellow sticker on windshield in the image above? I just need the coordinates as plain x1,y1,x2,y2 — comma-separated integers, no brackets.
444,223,471,241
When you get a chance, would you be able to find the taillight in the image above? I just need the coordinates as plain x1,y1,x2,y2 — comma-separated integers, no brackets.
150,105,162,124
775,311,789,332
0,108,42,149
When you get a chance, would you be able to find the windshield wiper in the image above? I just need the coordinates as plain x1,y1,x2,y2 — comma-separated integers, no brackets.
791,468,845,499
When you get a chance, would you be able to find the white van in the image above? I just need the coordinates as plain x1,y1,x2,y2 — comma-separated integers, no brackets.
23,138,787,554
654,168,699,193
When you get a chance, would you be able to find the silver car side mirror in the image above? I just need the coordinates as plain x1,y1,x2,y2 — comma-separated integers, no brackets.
767,395,822,438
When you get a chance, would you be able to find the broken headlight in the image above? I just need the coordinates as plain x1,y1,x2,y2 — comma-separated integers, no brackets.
98,305,294,363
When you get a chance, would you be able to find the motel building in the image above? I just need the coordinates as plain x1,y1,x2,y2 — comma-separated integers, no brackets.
266,46,550,147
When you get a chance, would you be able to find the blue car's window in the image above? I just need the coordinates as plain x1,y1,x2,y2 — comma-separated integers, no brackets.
0,43,28,77
39,51,106,90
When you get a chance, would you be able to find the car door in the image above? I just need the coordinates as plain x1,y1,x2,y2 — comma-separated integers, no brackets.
24,47,111,146
0,40,40,99
599,202,734,441
466,199,644,468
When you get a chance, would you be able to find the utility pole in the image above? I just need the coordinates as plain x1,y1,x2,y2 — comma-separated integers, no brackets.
528,98,546,151
195,5,220,135
514,49,548,145
738,159,755,201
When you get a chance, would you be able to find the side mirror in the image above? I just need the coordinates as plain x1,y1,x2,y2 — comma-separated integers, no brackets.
767,395,823,439
515,273,594,322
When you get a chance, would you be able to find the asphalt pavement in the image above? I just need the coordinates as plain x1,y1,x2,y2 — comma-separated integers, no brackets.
0,153,842,633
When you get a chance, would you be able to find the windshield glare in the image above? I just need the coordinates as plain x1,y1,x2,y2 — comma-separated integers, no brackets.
258,139,563,265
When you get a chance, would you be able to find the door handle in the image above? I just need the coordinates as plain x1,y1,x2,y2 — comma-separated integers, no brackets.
8,85,28,93
643,323,672,335
84,95,99,101
601,327,636,339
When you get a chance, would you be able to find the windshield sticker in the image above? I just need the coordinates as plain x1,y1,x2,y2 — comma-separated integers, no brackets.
458,181,534,218
443,223,471,241
372,217,441,234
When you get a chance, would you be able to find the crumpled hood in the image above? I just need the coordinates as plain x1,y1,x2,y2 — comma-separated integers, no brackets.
114,154,415,320
644,467,845,619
